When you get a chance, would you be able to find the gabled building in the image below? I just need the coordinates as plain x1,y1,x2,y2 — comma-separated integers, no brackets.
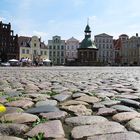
120,34,140,65
77,24,98,65
48,36,65,65
19,36,48,63
113,38,122,65
113,34,129,65
0,21,19,62
65,37,79,63
95,33,114,65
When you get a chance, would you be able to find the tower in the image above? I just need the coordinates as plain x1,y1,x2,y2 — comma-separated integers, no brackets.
77,23,98,65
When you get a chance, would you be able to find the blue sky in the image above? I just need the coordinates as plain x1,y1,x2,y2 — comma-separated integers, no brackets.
0,0,140,43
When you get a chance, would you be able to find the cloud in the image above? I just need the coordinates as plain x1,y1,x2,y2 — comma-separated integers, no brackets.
0,17,6,21
33,31,48,42
88,16,97,25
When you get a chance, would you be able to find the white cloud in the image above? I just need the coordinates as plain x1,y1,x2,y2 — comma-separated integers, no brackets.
88,16,97,25
128,24,140,29
0,17,6,21
33,31,48,42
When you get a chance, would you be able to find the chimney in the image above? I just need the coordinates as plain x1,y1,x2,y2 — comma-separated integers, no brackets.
136,33,138,37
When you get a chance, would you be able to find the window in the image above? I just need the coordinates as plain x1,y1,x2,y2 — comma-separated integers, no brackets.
67,46,69,50
107,51,109,56
106,39,108,43
57,51,60,57
61,59,64,63
26,49,29,54
44,51,47,55
53,51,56,56
21,42,23,45
57,58,59,63
41,51,43,55
34,50,37,55
49,51,52,56
49,46,52,49
22,49,25,54
61,45,64,50
96,39,98,43
53,45,56,49
72,52,74,56
34,43,36,47
106,44,109,49
57,45,60,49
61,52,64,56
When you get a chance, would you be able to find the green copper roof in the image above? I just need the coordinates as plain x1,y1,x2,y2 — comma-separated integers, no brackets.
80,38,97,49
84,24,91,32
80,24,97,49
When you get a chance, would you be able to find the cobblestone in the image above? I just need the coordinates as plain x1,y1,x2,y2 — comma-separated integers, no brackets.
0,67,140,139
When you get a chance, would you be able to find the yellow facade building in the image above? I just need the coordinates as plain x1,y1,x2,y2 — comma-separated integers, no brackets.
18,36,48,64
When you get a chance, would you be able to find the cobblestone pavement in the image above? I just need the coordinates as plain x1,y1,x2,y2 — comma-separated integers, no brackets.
0,67,140,140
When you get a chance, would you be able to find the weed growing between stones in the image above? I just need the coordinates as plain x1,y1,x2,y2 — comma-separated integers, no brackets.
71,90,77,94
0,92,6,97
32,118,48,127
21,91,27,94
27,132,45,140
44,91,58,97
0,119,13,123
6,97,19,102
92,92,98,97
111,97,118,101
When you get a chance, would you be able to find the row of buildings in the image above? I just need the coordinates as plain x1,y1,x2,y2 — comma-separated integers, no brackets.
0,21,140,66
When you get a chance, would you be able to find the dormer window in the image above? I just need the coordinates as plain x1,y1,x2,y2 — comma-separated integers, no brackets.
21,42,23,45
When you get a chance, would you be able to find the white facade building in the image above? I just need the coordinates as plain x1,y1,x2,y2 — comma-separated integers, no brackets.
66,37,79,62
95,33,115,65
48,36,65,65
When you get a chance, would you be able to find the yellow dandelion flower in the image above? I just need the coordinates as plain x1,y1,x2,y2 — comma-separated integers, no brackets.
0,104,6,112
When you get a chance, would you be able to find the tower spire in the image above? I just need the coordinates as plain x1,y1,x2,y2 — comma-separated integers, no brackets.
87,17,89,25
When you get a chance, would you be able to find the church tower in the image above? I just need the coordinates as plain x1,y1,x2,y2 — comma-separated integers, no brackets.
78,23,98,65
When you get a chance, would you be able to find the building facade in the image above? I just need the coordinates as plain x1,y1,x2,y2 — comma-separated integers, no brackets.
120,34,140,65
114,39,122,65
19,36,48,63
95,33,115,65
0,21,19,62
48,36,65,65
65,37,79,62
77,24,98,65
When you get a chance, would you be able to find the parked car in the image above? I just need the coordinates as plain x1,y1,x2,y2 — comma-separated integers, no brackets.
1,62,10,67
8,59,20,66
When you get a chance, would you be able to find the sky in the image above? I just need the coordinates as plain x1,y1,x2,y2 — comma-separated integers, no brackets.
0,0,140,43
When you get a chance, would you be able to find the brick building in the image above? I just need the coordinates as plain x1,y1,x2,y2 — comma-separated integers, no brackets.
0,21,19,62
